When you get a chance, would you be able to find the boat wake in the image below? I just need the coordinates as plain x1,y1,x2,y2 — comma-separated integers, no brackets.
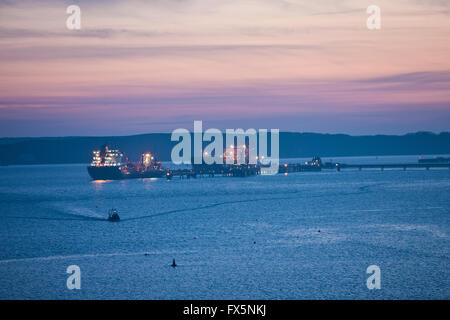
0,249,198,265
123,183,381,222
51,205,106,221
123,194,301,222
1,184,381,223
2,204,107,222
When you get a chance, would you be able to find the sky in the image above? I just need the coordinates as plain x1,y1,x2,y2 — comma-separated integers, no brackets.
0,0,449,137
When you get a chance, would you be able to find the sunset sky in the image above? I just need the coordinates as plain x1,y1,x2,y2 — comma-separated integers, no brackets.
0,0,449,137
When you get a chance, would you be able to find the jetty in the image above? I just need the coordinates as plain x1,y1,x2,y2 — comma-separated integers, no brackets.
87,145,450,181
334,162,450,171
166,164,261,179
163,156,450,180
165,158,322,179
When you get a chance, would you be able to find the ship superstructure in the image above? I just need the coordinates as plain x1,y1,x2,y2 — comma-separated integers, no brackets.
87,145,164,180
87,145,323,180
91,146,123,167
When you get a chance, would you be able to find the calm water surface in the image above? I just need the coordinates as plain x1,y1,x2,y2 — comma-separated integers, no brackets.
0,155,449,299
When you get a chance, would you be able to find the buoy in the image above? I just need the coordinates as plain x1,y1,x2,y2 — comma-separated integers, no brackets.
171,258,177,267
318,229,321,233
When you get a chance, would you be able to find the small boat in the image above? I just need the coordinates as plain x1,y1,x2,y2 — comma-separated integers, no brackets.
107,208,120,222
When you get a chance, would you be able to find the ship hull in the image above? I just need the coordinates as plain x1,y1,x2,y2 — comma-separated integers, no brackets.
87,166,124,180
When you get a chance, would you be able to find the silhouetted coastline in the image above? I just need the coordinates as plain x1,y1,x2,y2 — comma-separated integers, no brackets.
0,131,449,166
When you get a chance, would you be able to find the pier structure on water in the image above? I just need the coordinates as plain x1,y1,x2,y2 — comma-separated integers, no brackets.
165,157,322,179
166,164,262,179
158,156,450,180
319,156,450,171
87,145,450,181
334,162,450,171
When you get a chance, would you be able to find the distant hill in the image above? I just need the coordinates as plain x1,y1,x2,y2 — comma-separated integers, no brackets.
0,132,449,165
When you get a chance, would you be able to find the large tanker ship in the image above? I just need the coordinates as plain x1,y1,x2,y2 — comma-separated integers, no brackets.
87,145,324,180
87,145,165,180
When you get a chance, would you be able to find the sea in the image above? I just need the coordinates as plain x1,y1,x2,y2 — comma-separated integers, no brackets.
0,155,449,299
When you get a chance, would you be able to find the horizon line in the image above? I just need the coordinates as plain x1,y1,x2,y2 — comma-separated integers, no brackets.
1,130,449,140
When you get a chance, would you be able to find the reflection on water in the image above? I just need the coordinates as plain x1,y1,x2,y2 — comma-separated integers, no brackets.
91,179,111,191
